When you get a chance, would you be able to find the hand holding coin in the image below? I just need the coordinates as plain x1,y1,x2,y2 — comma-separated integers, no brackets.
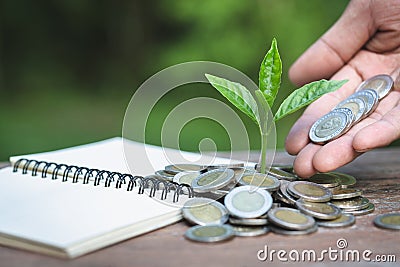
285,0,400,177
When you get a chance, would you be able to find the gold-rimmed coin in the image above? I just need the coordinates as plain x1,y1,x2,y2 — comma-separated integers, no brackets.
267,207,315,230
232,225,269,237
343,203,375,216
331,196,370,211
182,197,229,225
317,214,356,228
308,173,341,188
206,163,245,171
185,224,235,243
374,213,400,230
295,200,342,220
287,181,332,202
331,188,362,200
238,172,280,192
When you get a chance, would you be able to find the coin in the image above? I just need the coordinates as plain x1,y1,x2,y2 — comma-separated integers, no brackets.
317,214,356,228
295,200,342,220
232,225,269,237
276,180,297,205
349,89,379,118
238,172,280,192
331,196,370,211
268,167,298,181
334,97,366,123
329,172,357,188
287,181,332,202
165,164,206,174
343,203,375,216
184,224,235,242
309,108,354,144
229,216,268,226
173,171,200,185
267,207,315,230
192,168,235,193
373,213,400,230
182,197,229,225
272,164,296,174
224,185,273,218
357,74,394,99
269,223,318,235
331,188,362,199
231,167,247,182
308,173,341,188
155,170,175,181
206,163,245,170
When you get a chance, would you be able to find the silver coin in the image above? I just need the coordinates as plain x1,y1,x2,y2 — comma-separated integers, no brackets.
309,108,353,144
357,74,394,99
349,89,379,118
269,223,318,236
295,199,342,220
184,224,235,243
343,203,375,216
182,197,229,225
229,216,268,226
224,185,273,219
308,173,341,188
192,168,235,193
277,180,297,205
206,163,245,171
165,164,206,174
331,196,370,211
329,172,357,188
373,212,400,230
317,213,356,228
232,225,269,237
287,181,332,202
331,188,362,200
267,207,315,230
268,167,298,181
238,172,280,192
173,171,200,185
334,97,366,123
154,170,175,181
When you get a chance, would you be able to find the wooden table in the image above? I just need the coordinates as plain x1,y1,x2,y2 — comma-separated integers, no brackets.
1,149,399,267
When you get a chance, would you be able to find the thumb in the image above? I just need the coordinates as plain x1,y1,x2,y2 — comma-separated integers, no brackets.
289,0,375,86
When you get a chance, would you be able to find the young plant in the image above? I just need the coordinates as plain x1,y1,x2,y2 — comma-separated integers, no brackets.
206,38,347,174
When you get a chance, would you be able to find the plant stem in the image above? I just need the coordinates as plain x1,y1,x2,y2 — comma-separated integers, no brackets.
260,132,268,174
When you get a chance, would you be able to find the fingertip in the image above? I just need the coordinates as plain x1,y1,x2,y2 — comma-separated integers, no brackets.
292,144,321,178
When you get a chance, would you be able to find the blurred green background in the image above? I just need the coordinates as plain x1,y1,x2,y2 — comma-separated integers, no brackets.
0,0,351,160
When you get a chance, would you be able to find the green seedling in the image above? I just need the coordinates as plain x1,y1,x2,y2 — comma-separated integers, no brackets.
206,38,347,174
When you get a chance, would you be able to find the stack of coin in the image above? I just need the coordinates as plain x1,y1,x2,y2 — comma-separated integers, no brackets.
309,74,394,144
166,162,376,241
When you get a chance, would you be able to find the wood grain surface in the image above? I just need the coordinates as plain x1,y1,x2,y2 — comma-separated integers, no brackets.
1,149,399,267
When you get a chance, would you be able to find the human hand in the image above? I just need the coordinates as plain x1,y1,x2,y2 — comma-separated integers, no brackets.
285,0,400,177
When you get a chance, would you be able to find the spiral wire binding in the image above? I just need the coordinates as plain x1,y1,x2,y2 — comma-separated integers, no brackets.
13,158,194,202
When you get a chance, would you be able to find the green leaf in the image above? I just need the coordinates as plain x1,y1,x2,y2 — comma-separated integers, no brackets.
259,38,282,107
273,79,348,121
254,90,269,134
205,73,259,125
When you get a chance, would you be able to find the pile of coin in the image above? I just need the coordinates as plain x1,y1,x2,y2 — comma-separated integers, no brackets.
152,163,383,243
309,74,394,144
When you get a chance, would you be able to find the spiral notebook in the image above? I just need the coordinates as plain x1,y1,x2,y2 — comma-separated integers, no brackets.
0,137,235,258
